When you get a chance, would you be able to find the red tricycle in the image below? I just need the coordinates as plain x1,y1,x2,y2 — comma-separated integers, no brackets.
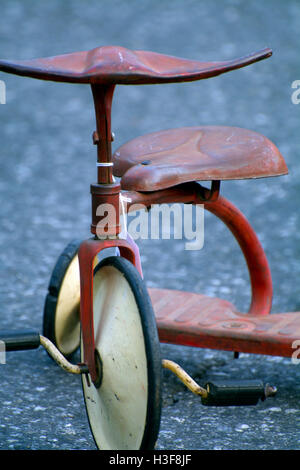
0,45,296,450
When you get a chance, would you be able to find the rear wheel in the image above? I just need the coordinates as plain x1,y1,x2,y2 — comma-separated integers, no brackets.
81,256,162,450
43,240,82,358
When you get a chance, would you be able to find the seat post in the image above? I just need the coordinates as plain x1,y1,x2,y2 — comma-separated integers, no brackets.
91,83,115,185
90,84,121,237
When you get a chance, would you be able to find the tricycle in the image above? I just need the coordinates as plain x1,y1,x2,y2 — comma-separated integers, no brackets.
0,44,295,450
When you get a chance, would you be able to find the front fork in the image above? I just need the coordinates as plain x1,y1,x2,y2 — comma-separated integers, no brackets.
78,234,142,384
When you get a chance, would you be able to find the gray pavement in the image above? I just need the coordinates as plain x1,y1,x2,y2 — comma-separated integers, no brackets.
0,0,299,450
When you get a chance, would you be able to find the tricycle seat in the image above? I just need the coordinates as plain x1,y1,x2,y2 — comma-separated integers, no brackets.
0,46,272,85
113,126,288,191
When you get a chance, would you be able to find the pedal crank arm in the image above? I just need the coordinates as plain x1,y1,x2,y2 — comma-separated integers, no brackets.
0,330,88,376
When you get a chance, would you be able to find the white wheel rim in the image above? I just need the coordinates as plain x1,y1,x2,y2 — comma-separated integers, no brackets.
82,264,148,450
55,255,81,356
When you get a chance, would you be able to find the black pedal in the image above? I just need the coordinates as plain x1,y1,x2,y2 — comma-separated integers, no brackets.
201,379,277,406
0,330,41,351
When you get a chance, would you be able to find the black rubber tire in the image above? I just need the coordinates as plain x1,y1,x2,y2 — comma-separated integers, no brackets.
81,256,162,450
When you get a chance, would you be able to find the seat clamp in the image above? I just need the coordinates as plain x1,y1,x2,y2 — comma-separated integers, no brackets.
96,162,114,167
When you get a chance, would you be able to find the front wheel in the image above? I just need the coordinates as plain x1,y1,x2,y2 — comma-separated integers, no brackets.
81,256,162,450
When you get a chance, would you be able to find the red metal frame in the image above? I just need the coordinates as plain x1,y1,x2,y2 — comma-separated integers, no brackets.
204,194,273,317
127,185,299,358
126,182,272,316
78,234,142,383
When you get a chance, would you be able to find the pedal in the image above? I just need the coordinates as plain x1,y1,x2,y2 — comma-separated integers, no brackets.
0,330,41,351
201,379,277,406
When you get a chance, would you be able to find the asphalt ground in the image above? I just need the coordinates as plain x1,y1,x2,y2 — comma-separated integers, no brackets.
0,0,299,451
